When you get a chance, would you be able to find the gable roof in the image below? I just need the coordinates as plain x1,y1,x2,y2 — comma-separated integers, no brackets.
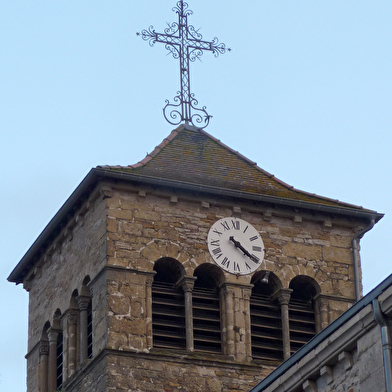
100,124,377,211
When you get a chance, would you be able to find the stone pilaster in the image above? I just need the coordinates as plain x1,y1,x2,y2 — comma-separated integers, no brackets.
77,295,90,363
315,294,329,332
39,341,49,392
274,288,293,360
222,284,236,357
47,328,60,392
242,286,253,362
145,276,154,350
177,276,197,351
67,309,79,376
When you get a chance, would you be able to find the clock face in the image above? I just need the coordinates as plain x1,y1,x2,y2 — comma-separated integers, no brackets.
207,217,265,275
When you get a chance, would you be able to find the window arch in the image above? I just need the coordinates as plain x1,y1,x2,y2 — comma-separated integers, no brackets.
289,276,319,354
192,264,223,353
250,271,283,362
152,258,186,350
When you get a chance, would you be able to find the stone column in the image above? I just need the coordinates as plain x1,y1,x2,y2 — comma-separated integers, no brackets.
242,287,253,362
39,341,49,392
47,328,60,392
222,285,236,357
315,295,329,332
67,309,78,376
274,288,292,360
145,277,154,349
177,276,197,351
77,295,90,363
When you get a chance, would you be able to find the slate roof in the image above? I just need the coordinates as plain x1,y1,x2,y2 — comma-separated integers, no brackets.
100,124,375,211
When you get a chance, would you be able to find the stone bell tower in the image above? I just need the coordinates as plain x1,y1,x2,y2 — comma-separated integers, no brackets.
8,124,382,392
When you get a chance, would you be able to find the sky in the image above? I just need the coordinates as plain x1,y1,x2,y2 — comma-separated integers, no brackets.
1,1,391,390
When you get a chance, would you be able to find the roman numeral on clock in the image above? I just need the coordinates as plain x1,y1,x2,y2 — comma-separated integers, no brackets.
231,220,240,230
249,235,258,242
221,221,230,231
212,247,223,258
252,246,262,252
221,257,230,268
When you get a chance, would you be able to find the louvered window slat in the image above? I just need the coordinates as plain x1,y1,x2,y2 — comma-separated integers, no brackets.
289,298,316,353
193,287,221,353
152,281,186,350
250,293,283,362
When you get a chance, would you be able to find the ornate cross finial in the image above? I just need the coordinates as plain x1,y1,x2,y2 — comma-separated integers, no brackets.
137,1,230,129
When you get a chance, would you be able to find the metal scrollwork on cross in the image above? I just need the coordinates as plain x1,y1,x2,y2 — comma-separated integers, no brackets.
137,1,230,129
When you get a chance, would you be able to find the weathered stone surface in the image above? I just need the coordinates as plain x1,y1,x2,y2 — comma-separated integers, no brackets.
24,184,363,392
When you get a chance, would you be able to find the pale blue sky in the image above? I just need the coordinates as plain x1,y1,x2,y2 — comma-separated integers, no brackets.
1,1,391,390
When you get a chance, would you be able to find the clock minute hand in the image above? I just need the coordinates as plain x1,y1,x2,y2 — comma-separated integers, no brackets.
229,236,260,264
229,236,252,257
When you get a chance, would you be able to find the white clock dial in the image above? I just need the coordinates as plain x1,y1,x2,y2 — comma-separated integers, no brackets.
207,217,265,275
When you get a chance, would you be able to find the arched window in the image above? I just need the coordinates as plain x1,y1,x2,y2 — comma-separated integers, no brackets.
152,258,186,349
250,271,283,362
289,276,319,354
192,264,223,353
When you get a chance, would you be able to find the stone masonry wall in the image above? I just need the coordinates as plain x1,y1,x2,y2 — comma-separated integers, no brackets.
24,180,368,392
303,325,385,392
106,186,360,312
100,185,364,390
25,190,107,392
106,352,274,392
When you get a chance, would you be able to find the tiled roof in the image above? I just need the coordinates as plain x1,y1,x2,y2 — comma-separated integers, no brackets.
100,124,372,211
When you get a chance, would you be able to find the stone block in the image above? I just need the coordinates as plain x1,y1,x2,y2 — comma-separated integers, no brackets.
282,242,322,260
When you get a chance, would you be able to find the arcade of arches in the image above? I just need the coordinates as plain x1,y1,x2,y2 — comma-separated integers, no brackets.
151,257,325,363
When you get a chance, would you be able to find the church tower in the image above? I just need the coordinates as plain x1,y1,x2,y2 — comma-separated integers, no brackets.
8,124,382,392
8,1,383,391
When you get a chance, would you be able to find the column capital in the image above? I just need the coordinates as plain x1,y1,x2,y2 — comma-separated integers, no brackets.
242,286,253,301
47,327,61,344
176,276,197,293
146,277,154,288
273,288,293,306
315,294,329,309
67,308,79,325
77,295,91,311
39,340,49,356
220,283,237,297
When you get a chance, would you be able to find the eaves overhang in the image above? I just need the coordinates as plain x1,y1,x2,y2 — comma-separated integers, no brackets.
7,168,383,285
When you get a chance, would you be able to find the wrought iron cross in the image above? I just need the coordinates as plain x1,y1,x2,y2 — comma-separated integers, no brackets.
137,1,230,129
